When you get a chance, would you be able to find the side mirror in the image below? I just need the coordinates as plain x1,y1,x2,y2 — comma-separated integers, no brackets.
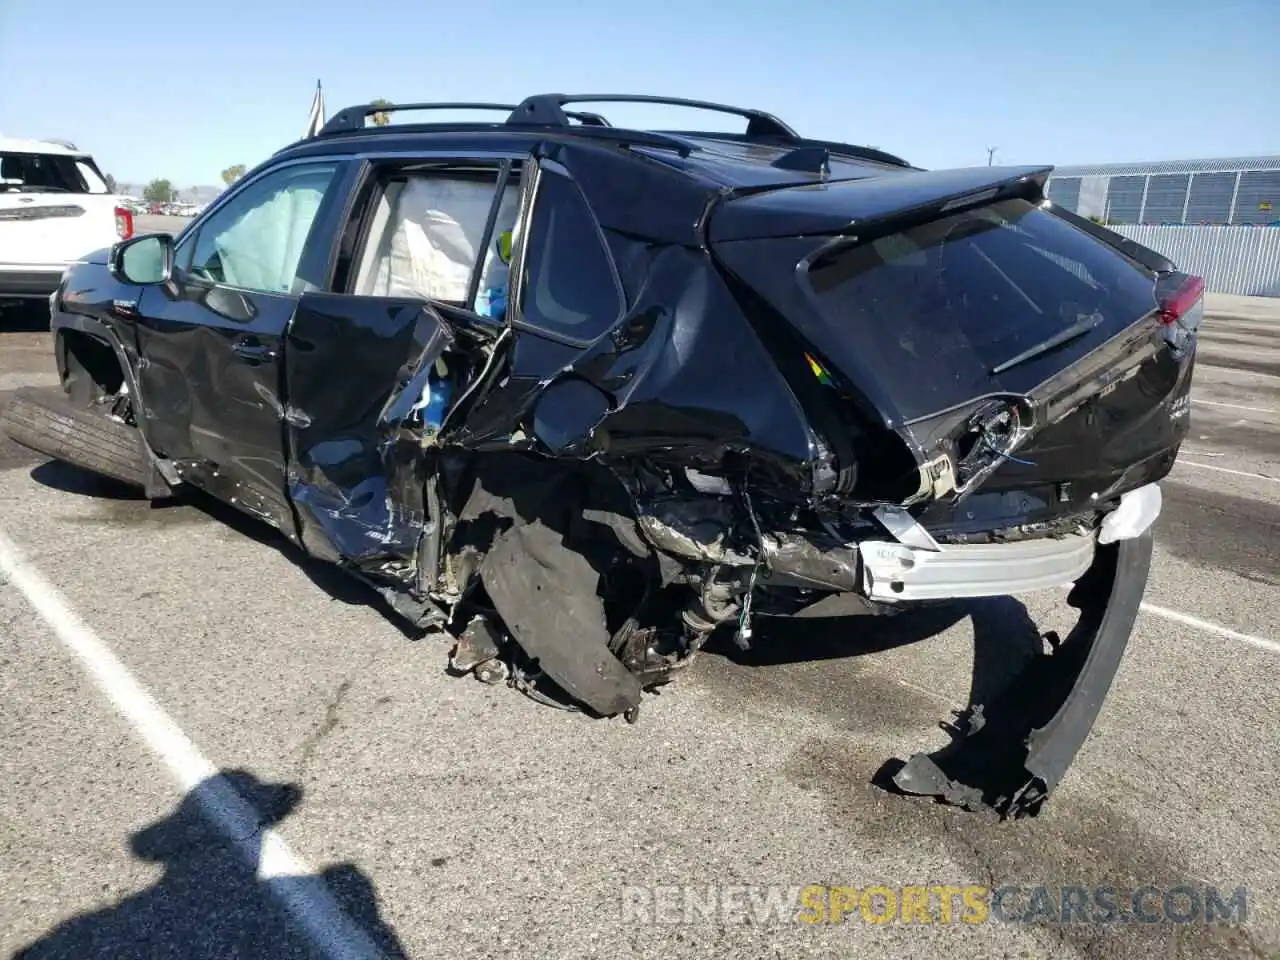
110,233,174,285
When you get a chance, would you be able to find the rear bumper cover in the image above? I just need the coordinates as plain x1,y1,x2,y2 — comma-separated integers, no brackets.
890,530,1154,818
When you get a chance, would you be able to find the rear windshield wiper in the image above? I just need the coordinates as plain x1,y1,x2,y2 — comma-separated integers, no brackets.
990,312,1103,376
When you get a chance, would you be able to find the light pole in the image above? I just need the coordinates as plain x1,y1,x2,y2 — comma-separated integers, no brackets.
986,146,998,166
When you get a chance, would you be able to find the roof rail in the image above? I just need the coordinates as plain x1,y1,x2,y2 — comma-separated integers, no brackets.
506,94,800,140
312,95,904,167
319,102,519,137
318,101,615,138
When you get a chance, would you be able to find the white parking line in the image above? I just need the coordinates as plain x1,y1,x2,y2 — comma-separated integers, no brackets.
0,528,385,960
1174,458,1280,484
1192,398,1277,415
1140,602,1280,655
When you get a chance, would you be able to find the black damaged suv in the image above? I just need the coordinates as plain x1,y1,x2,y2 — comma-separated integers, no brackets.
3,94,1203,817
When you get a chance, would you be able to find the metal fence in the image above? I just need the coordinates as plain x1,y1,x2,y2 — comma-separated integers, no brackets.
1045,155,1280,226
1108,225,1280,297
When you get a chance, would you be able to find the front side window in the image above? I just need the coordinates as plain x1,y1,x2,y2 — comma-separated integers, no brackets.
187,162,338,295
518,169,622,341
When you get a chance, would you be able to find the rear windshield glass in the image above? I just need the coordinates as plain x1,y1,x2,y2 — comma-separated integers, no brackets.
803,198,1158,418
0,152,104,194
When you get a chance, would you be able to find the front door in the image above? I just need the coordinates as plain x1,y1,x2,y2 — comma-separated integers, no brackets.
131,160,344,533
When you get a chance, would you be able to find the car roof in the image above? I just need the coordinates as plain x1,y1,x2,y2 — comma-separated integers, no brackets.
640,134,915,186
0,137,88,157
272,94,917,191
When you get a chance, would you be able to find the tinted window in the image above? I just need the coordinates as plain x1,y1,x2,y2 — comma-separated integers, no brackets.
188,162,338,295
519,170,621,340
804,199,1158,418
0,152,94,193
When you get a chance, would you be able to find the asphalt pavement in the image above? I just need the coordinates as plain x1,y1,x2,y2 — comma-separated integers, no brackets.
0,295,1276,959
135,214,195,236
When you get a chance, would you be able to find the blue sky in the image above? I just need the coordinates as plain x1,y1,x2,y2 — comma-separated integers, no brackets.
2,0,1276,186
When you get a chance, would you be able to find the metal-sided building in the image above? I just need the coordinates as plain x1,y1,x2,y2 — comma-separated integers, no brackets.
1045,155,1280,226
1043,156,1280,296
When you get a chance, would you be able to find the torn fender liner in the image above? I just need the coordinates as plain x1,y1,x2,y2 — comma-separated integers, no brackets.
481,518,643,717
891,532,1153,818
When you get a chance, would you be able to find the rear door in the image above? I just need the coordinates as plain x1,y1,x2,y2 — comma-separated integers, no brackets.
130,158,348,533
282,151,521,568
282,293,454,565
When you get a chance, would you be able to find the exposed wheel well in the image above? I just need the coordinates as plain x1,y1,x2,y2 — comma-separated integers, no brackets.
58,329,125,407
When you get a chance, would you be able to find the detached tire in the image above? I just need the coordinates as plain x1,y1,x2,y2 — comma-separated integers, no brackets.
2,386,150,489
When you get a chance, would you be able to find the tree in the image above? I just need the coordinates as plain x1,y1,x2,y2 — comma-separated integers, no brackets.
143,179,175,203
104,173,118,193
371,98,393,127
220,164,246,186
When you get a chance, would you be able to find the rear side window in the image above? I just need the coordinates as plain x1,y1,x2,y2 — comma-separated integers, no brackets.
804,199,1159,416
0,152,95,194
518,170,622,341
349,165,515,305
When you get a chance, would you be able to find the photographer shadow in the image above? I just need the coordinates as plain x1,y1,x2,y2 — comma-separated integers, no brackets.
14,769,407,959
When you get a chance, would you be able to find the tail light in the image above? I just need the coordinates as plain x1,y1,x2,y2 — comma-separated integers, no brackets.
1156,272,1204,356
114,205,134,240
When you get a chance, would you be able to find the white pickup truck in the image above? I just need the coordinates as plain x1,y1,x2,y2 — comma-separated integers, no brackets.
0,137,133,302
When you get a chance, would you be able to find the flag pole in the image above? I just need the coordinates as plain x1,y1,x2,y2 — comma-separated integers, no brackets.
304,79,326,139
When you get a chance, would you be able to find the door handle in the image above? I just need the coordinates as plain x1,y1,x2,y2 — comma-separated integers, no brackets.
232,337,277,363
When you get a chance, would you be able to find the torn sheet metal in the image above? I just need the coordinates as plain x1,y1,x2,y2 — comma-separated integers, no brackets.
759,531,859,592
637,499,754,565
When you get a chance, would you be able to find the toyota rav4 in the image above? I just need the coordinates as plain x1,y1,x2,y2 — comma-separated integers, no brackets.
1,94,1203,818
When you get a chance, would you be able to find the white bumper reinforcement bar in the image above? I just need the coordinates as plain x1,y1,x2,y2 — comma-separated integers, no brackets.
859,532,1099,602
860,483,1163,602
